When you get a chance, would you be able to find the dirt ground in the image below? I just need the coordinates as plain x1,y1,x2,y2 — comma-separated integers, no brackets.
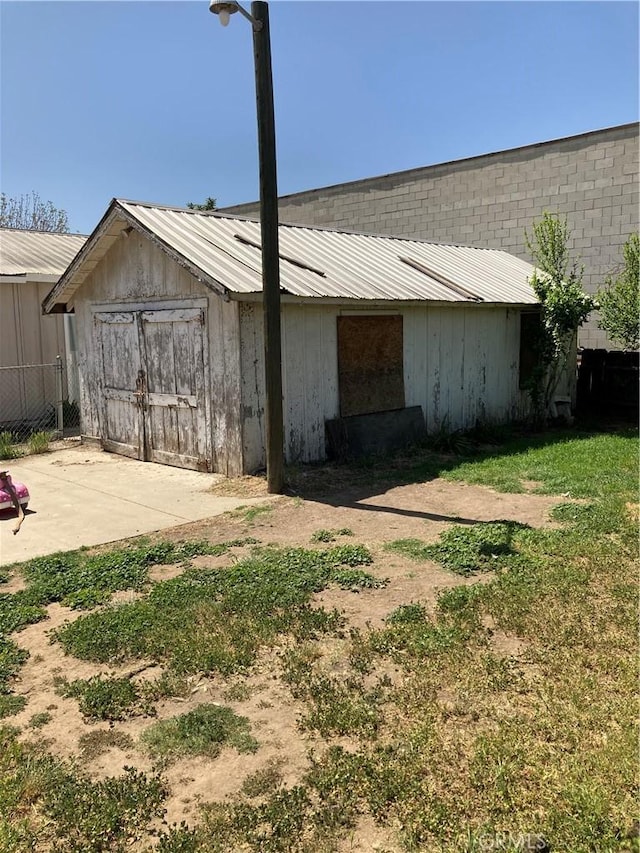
6,474,564,849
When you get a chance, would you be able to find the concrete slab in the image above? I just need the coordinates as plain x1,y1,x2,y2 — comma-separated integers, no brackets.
0,444,270,564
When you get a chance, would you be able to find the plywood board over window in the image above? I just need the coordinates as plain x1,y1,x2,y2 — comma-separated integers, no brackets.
337,315,405,417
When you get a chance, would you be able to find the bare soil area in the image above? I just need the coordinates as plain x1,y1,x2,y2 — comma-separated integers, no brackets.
7,475,565,840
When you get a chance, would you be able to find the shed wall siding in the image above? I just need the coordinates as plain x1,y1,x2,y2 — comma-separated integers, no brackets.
0,280,69,426
71,232,244,476
1,281,66,368
240,302,526,471
224,124,639,349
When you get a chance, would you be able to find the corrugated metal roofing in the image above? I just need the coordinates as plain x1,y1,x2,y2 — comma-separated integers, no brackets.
44,199,540,310
0,228,86,277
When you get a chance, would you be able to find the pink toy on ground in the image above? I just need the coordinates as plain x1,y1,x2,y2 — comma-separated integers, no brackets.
0,472,29,511
0,470,29,534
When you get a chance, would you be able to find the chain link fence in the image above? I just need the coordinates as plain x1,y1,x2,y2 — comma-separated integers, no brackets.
0,357,80,447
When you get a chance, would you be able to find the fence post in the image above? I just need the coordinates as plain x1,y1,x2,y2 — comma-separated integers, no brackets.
55,355,64,436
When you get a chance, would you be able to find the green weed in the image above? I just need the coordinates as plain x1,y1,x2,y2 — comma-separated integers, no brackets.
233,504,273,524
0,432,19,461
20,539,218,610
386,602,429,625
241,760,285,798
311,528,354,543
282,647,386,739
43,766,167,852
0,638,29,714
54,545,375,675
27,712,52,729
141,704,258,762
78,730,135,761
386,521,533,576
57,675,153,721
0,726,167,852
0,695,27,719
0,589,47,634
27,431,53,455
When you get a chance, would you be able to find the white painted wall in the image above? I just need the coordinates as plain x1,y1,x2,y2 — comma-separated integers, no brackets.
239,301,530,473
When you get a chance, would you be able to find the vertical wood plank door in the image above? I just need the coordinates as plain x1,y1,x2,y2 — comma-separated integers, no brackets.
140,308,210,471
96,312,144,459
96,308,211,471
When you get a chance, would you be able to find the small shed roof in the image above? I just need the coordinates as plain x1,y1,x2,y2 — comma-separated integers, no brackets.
0,228,87,279
43,199,539,313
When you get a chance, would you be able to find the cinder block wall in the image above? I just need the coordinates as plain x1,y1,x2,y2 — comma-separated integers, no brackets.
223,123,639,349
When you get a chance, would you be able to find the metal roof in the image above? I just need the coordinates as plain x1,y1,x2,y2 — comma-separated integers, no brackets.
44,199,539,312
0,228,86,278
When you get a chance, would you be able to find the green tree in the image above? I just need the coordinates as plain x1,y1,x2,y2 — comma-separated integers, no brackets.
597,233,639,351
0,191,69,232
525,212,596,421
186,196,217,211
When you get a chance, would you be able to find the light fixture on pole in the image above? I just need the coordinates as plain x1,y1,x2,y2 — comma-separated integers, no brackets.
209,0,285,494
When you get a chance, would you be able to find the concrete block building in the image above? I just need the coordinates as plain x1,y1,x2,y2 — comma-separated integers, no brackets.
223,123,639,350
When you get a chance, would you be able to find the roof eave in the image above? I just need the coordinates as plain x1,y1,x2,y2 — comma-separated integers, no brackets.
2,273,60,283
229,292,539,309
42,199,231,315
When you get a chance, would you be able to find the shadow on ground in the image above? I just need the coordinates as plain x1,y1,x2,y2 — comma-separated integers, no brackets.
284,420,636,517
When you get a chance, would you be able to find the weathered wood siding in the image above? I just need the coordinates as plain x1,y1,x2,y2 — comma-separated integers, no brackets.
70,231,243,476
240,302,528,471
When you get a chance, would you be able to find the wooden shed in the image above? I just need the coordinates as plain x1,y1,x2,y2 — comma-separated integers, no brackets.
1,228,86,428
43,199,544,476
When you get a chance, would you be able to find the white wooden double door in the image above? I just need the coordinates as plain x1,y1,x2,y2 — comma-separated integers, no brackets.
96,307,211,471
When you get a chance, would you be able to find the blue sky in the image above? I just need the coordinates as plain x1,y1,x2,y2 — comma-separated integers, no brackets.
1,1,638,234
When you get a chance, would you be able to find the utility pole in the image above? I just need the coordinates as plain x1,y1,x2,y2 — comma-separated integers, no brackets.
251,1,284,494
209,0,284,493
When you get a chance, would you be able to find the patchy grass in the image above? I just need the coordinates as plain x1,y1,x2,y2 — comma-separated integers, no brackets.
141,704,258,763
241,760,285,798
56,675,154,722
0,726,167,852
385,521,534,576
19,539,224,610
54,545,378,676
0,639,28,718
0,539,255,719
439,429,638,498
27,712,52,730
78,730,135,762
231,503,274,524
311,528,354,543
0,426,636,852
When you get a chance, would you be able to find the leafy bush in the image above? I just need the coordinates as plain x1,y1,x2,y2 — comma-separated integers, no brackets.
598,232,639,350
525,212,596,419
